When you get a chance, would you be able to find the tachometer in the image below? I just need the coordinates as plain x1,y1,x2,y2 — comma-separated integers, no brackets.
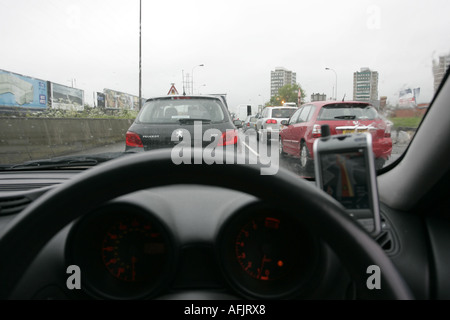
235,216,294,281
217,203,323,299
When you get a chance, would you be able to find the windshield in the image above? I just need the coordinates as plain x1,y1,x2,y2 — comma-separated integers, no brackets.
0,0,449,178
138,98,225,124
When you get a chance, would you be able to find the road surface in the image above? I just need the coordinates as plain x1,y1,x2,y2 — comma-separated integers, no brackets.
68,130,407,178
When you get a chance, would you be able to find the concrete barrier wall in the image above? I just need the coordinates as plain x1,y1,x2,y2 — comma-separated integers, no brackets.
0,117,134,164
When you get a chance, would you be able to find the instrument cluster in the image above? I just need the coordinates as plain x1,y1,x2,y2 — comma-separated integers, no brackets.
67,197,326,300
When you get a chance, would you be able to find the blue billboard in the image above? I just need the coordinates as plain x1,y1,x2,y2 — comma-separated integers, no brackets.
0,69,48,109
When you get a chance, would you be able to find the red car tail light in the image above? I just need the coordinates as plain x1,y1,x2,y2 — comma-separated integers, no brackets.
218,129,238,146
312,124,322,138
126,131,144,148
384,125,392,138
266,119,277,124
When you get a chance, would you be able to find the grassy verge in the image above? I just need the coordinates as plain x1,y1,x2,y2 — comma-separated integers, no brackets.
388,117,422,129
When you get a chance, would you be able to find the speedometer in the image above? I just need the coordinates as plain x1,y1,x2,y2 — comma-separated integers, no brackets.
67,202,175,300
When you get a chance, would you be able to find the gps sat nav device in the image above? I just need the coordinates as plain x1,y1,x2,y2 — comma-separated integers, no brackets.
313,131,381,236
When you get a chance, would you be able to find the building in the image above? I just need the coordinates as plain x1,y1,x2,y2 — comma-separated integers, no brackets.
353,68,378,102
311,93,327,102
270,67,296,98
433,54,450,93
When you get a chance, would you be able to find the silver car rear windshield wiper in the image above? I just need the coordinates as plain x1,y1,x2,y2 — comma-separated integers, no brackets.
1,152,128,171
334,115,357,119
177,118,212,124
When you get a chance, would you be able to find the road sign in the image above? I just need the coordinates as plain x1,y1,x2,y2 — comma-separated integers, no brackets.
167,83,179,95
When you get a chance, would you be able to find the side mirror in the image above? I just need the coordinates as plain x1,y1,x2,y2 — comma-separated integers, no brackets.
281,120,289,126
234,120,243,128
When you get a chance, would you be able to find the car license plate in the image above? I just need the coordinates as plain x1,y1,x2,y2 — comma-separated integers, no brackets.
343,129,368,134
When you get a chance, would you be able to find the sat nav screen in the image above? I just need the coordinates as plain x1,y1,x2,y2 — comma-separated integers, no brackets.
319,150,370,210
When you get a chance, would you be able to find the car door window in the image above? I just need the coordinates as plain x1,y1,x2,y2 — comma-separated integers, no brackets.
297,106,312,123
306,106,316,122
289,109,302,125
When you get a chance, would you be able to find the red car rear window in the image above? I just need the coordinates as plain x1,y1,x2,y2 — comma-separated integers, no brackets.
318,103,378,120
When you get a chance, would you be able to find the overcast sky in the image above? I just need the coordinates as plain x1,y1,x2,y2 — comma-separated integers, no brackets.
1,0,449,112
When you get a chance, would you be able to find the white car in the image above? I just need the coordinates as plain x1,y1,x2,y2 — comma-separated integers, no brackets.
255,106,298,141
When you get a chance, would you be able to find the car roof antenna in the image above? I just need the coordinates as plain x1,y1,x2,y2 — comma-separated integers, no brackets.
182,70,186,95
342,94,346,102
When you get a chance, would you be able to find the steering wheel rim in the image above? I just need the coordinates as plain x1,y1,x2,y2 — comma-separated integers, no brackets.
0,149,413,299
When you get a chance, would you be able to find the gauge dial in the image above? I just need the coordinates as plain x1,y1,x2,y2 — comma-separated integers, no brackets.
235,216,300,281
218,204,323,299
101,215,166,282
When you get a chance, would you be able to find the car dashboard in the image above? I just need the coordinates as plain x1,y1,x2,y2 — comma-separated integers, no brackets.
0,167,432,300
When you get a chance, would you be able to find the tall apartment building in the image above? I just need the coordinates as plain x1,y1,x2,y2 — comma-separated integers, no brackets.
353,68,378,102
270,67,296,98
433,54,450,93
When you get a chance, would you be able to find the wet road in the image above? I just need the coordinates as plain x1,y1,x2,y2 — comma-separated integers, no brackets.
70,129,406,178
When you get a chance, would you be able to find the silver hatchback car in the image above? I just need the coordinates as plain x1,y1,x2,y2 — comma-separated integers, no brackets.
255,106,298,141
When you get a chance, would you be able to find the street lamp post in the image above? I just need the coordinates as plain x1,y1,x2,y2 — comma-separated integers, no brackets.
325,67,337,100
139,0,142,110
191,64,204,95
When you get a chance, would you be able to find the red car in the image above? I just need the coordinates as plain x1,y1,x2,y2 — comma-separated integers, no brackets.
279,101,392,172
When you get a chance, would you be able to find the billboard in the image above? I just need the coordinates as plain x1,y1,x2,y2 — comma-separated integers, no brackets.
0,69,48,109
50,82,84,111
104,88,140,110
97,92,106,108
398,88,420,109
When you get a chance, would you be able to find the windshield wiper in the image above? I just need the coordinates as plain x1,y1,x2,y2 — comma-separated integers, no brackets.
334,115,356,120
0,152,128,171
178,118,212,124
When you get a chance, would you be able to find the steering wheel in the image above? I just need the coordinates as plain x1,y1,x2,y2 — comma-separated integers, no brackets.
0,149,413,299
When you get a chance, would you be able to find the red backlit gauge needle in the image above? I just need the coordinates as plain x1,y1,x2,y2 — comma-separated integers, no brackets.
258,254,272,280
131,256,137,282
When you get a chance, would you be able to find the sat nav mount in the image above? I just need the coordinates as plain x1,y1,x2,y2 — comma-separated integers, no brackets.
313,125,381,236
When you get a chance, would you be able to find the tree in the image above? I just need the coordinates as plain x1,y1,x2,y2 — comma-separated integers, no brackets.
270,84,306,106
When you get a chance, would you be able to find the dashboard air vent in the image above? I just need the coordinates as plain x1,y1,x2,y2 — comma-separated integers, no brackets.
0,196,32,216
0,183,58,192
375,215,397,255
